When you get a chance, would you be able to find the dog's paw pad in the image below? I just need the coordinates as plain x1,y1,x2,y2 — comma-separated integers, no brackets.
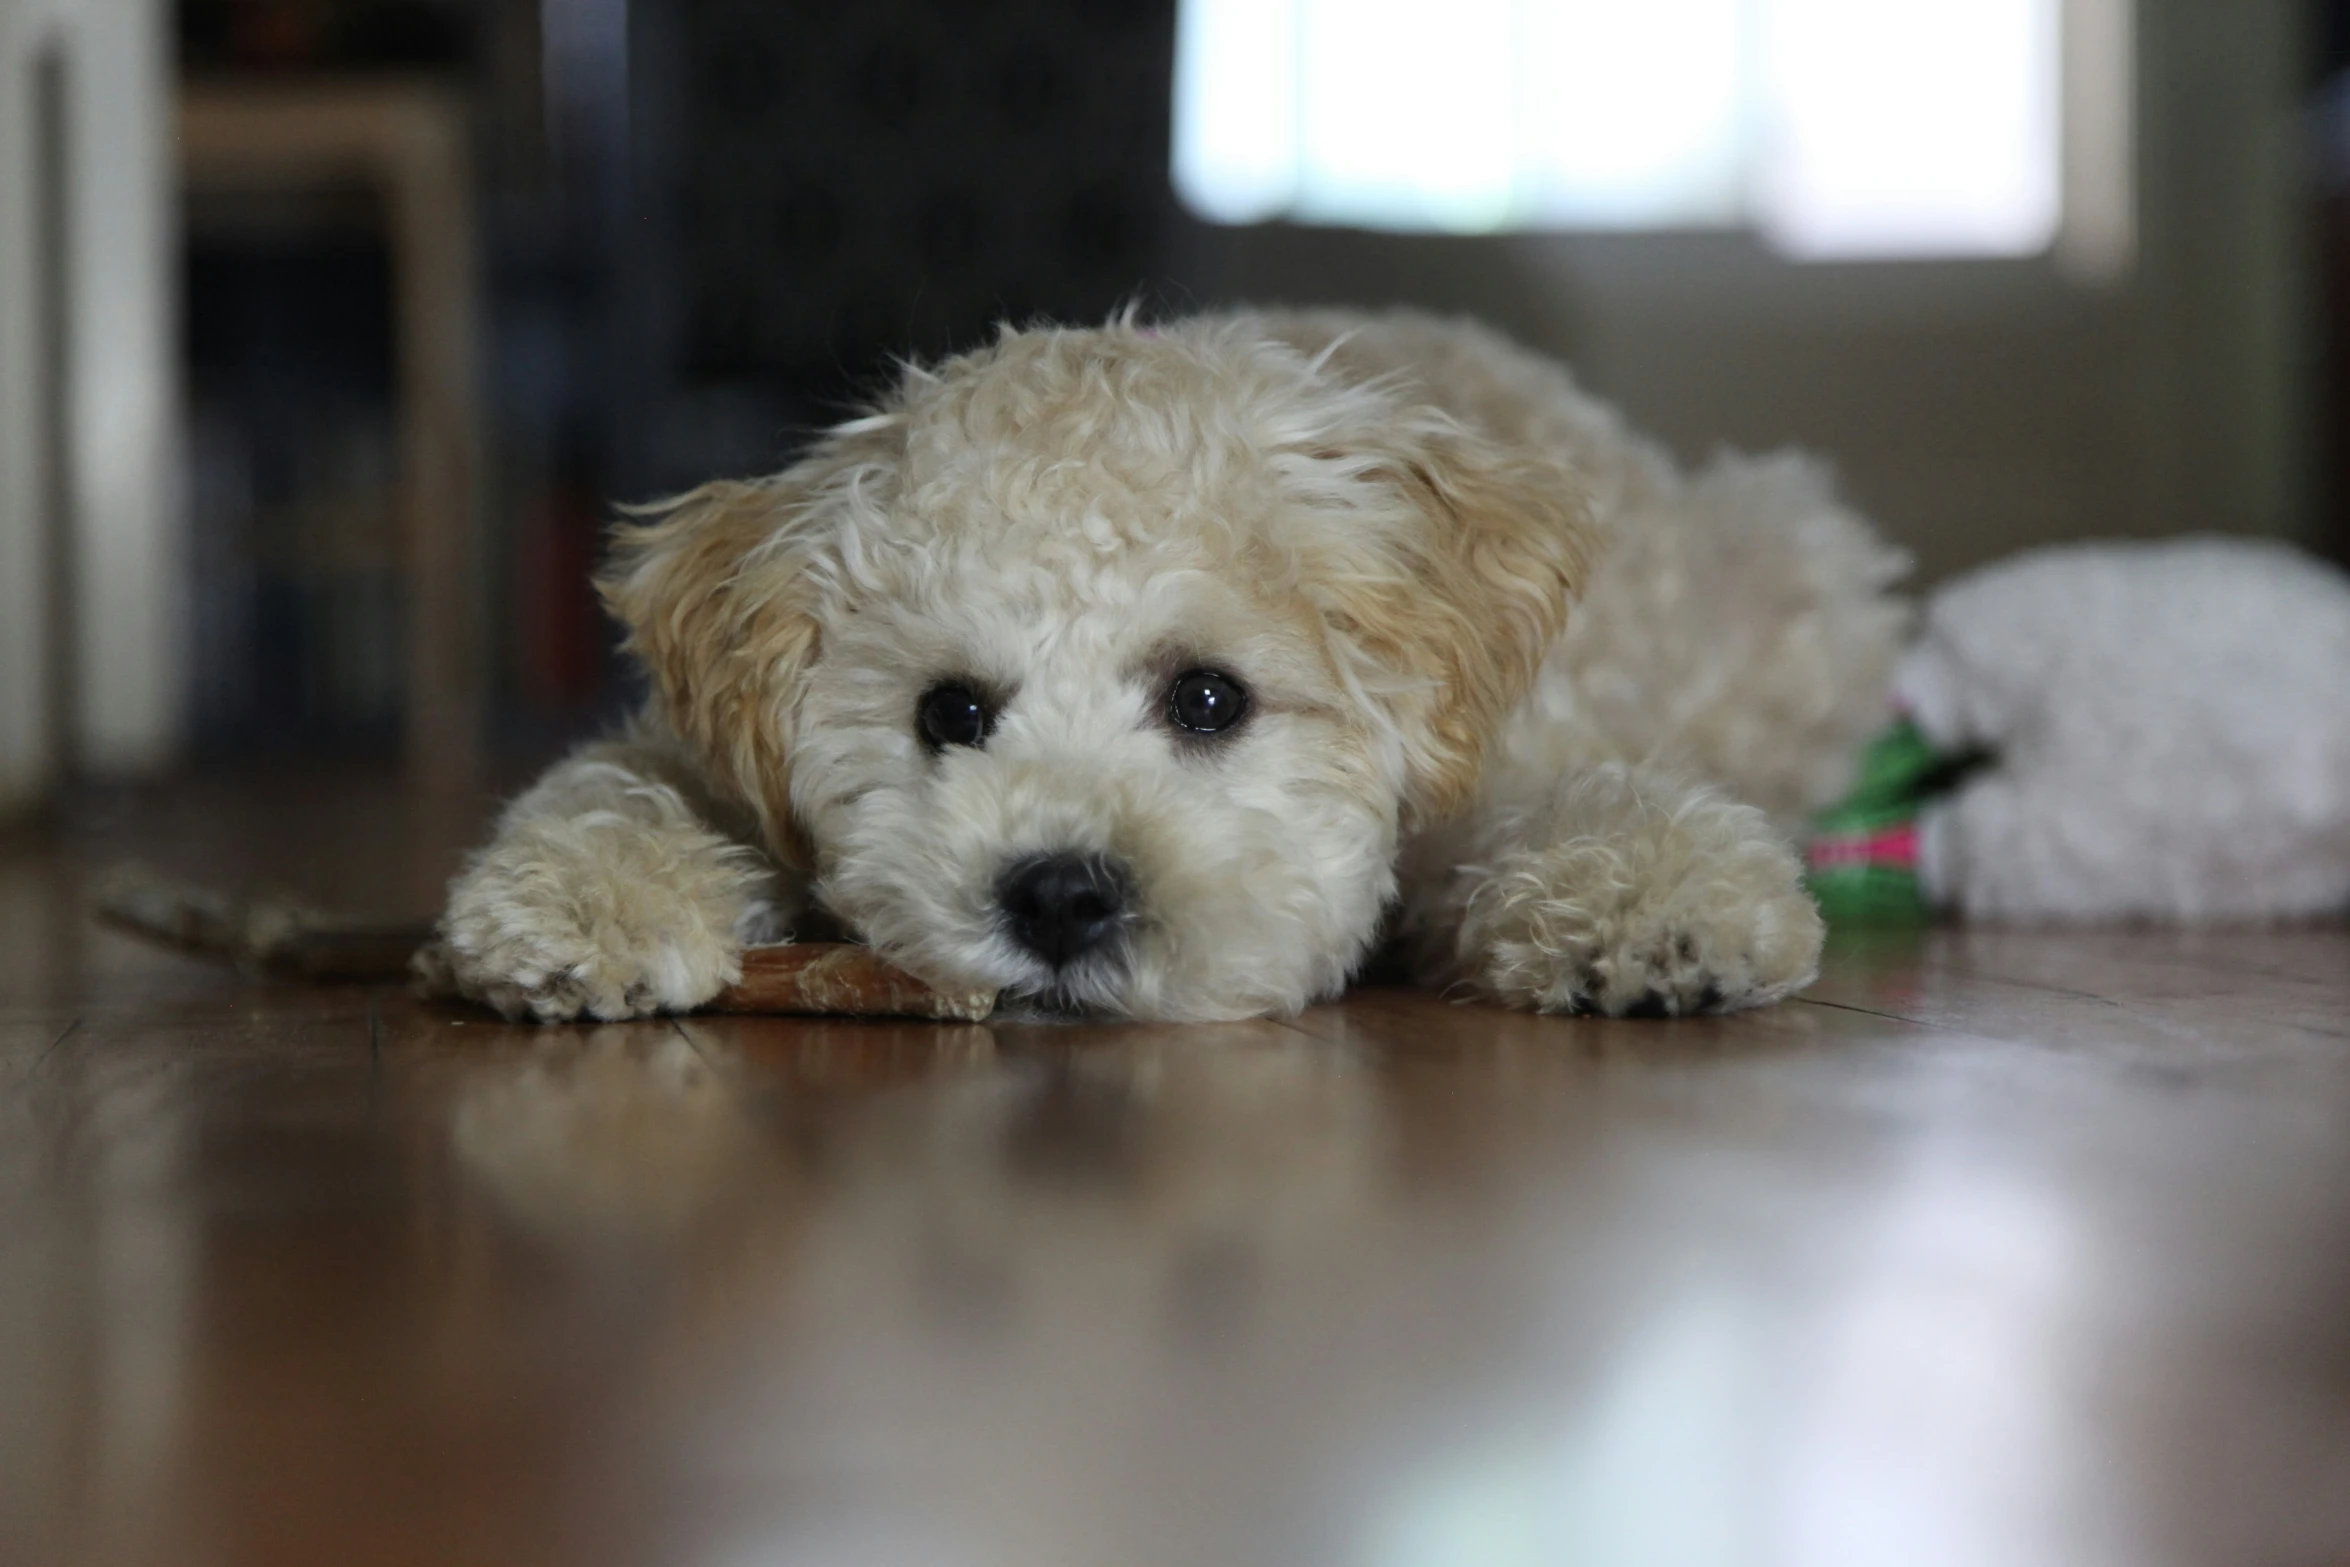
1619,989,1673,1019
453,929,728,1023
1551,933,1778,1017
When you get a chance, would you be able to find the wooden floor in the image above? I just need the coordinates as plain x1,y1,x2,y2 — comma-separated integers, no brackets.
4,771,2349,1567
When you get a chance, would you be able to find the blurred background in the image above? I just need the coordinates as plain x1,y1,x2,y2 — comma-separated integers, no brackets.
0,0,2341,814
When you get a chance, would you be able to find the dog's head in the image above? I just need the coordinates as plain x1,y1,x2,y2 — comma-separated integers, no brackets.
604,318,1590,1019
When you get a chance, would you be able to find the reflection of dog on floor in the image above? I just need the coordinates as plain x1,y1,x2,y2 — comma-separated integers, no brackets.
432,311,1907,1022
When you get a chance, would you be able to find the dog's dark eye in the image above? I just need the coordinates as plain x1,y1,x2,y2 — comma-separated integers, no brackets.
1167,668,1248,735
917,681,994,749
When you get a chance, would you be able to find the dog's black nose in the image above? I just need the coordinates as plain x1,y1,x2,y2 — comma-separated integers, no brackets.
998,852,1132,967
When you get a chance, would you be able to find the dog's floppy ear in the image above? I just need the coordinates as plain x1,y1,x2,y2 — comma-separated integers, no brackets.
1298,417,1594,826
599,424,897,865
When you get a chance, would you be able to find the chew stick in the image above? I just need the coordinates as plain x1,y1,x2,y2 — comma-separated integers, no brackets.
93,863,995,1020
95,863,433,981
712,944,997,1023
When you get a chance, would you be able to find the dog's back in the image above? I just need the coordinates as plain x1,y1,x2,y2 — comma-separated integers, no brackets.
1239,308,1910,825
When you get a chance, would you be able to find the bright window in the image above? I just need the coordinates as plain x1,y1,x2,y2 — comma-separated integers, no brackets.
1173,0,2087,262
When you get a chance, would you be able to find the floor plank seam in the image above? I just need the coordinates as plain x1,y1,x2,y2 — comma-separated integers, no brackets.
1793,996,1945,1030
1893,967,2350,1042
669,1016,740,1084
1901,964,2122,1005
33,1016,81,1068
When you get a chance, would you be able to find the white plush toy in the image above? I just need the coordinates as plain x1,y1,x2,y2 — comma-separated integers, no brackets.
1886,537,2350,923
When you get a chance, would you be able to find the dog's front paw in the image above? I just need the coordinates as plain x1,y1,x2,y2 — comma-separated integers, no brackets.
1440,778,1824,1017
425,818,771,1022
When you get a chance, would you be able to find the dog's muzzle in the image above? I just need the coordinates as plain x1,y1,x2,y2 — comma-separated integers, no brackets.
996,851,1132,969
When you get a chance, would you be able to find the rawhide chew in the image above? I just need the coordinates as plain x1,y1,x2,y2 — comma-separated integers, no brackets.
709,943,997,1021
94,862,994,1021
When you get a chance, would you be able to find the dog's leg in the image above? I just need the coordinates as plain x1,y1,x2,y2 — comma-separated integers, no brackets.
426,737,801,1021
1402,763,1823,1016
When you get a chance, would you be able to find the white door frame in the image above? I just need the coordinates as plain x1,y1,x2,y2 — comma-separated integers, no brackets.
0,0,180,812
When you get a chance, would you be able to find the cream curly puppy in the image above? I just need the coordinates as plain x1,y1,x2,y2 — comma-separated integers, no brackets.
431,310,1907,1022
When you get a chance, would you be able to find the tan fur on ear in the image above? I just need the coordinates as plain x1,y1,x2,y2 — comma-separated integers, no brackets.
1242,310,1600,826
1291,420,1593,828
599,481,818,864
598,425,897,866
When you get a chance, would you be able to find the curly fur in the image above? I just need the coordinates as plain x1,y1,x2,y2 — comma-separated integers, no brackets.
424,731,796,1021
1400,763,1824,1014
429,309,1906,1021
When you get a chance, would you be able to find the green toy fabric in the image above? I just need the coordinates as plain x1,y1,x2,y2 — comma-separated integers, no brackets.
1803,718,1965,925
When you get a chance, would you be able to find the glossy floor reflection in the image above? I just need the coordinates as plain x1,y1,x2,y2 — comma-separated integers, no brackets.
3,777,2348,1566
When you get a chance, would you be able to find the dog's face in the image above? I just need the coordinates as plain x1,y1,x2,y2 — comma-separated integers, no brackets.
606,320,1587,1019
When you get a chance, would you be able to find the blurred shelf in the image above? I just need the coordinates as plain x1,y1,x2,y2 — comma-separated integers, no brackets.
180,79,484,790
